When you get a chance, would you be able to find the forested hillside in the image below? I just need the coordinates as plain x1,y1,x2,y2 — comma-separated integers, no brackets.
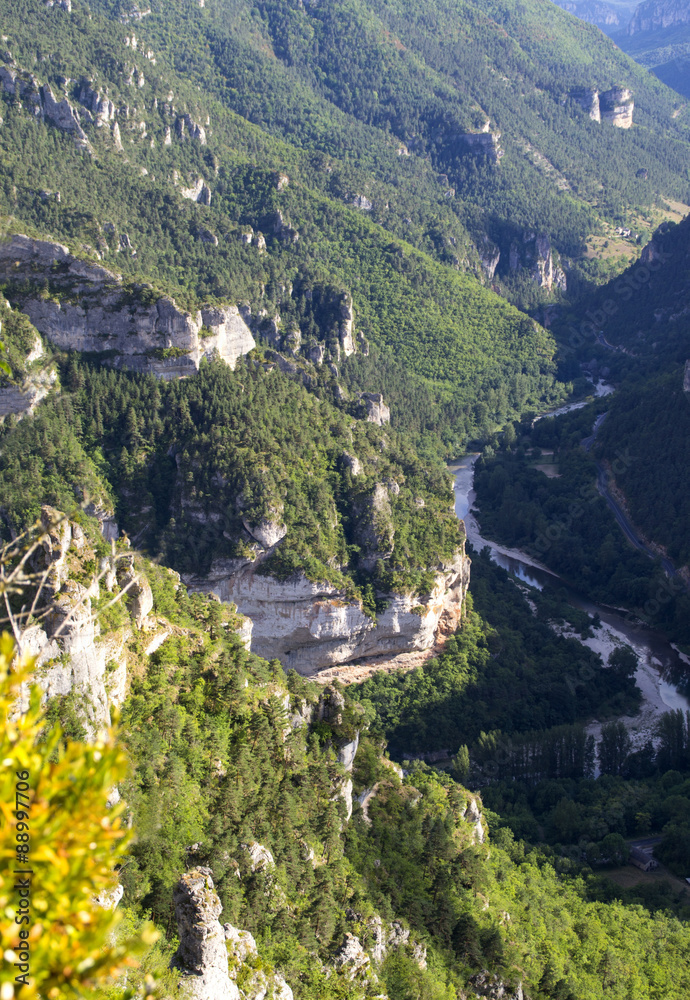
549,214,690,589
6,512,690,1000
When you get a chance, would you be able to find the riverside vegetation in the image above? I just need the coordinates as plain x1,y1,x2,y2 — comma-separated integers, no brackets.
1,0,690,997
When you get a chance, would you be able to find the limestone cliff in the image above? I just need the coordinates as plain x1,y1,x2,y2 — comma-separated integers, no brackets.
600,87,634,128
183,540,470,676
454,121,504,163
19,507,129,737
0,235,255,378
572,86,634,128
628,0,690,34
509,232,567,293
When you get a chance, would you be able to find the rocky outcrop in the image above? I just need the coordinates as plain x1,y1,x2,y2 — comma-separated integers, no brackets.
184,542,470,676
359,392,390,425
339,294,356,356
242,511,287,549
478,237,501,280
20,510,129,735
224,923,293,1000
555,0,622,28
600,87,634,128
572,86,633,127
469,973,523,1000
572,87,601,122
352,194,373,211
77,80,115,126
0,366,57,419
333,934,371,979
116,555,153,628
0,236,255,378
270,210,299,244
510,233,567,293
94,883,124,910
41,84,87,139
172,868,239,1000
455,122,503,163
176,112,207,144
463,795,486,844
354,484,395,571
176,175,212,205
628,0,690,34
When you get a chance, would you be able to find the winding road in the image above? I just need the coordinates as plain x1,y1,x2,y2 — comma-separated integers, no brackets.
583,411,682,582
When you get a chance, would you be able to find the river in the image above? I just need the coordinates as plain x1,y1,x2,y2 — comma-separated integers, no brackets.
450,452,690,749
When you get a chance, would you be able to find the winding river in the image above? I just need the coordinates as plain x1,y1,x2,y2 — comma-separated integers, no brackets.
449,452,690,743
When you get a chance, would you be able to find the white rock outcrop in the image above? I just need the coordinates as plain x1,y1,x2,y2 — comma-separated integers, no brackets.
509,232,566,293
572,86,633,128
600,87,634,129
0,367,57,419
40,84,87,140
360,392,390,426
185,545,470,675
455,123,503,163
333,933,371,979
463,796,486,844
172,868,240,1000
0,236,255,378
339,294,356,356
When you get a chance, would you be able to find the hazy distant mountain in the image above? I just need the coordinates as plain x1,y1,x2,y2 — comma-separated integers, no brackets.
553,0,635,35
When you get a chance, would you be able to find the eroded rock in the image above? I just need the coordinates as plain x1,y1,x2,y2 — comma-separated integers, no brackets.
0,235,255,378
172,867,239,1000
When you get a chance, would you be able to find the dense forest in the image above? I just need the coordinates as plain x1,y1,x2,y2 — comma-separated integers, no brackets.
15,519,690,1000
0,352,466,600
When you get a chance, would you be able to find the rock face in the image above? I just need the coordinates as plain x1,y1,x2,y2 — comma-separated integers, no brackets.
353,194,373,211
478,237,501,279
176,175,213,204
339,294,356,356
78,79,115,126
184,542,470,676
0,367,57,419
572,86,601,122
463,795,486,844
555,0,622,28
510,233,567,293
455,123,503,163
600,87,634,128
20,509,129,736
572,86,633,127
359,392,390,425
333,934,371,979
41,84,87,139
224,922,294,1000
176,112,207,144
628,0,690,34
172,867,239,1000
0,235,255,378
116,555,154,628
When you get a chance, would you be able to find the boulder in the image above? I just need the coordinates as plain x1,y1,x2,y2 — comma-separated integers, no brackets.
223,923,258,962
